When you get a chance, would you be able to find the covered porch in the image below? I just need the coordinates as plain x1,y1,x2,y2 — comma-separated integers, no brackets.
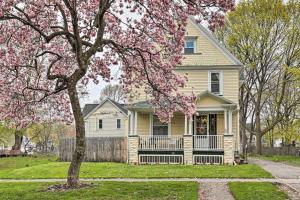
127,91,238,164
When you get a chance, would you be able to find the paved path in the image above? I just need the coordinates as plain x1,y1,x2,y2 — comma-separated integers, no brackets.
198,182,234,200
249,157,300,198
249,158,300,179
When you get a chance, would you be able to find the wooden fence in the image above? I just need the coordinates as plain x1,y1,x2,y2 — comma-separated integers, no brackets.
249,146,300,156
59,137,128,162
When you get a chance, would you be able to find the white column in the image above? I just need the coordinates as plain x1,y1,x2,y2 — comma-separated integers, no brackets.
184,115,188,135
224,110,228,135
149,113,153,135
129,111,133,135
228,110,232,135
188,118,193,135
134,111,138,135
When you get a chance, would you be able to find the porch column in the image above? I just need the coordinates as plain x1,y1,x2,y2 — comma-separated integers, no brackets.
224,110,228,135
228,110,232,135
128,111,139,164
184,117,193,165
129,111,134,136
184,115,188,135
134,111,138,135
224,135,234,164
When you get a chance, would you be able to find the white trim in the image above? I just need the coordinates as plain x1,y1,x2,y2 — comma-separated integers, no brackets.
184,115,188,135
149,113,153,135
134,111,137,135
228,110,232,135
224,110,228,135
189,18,243,66
208,70,223,95
168,121,171,136
97,119,103,130
197,107,226,111
116,118,121,129
184,37,197,54
188,118,193,135
84,98,127,120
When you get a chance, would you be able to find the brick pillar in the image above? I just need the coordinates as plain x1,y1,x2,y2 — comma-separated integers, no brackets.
224,135,234,164
184,135,193,165
128,135,139,164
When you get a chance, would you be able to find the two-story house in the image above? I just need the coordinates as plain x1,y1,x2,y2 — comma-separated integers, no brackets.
126,18,242,165
82,18,242,165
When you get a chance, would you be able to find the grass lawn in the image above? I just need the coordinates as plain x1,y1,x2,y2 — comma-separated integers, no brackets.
0,156,273,179
229,182,288,200
0,181,198,200
258,155,300,167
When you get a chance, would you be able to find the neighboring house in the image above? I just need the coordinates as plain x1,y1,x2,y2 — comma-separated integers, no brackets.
83,18,242,165
83,98,128,137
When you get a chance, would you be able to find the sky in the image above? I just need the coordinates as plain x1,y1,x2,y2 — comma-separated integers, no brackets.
81,0,242,105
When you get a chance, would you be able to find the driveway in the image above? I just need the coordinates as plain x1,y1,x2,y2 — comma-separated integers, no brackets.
249,157,300,197
249,158,300,179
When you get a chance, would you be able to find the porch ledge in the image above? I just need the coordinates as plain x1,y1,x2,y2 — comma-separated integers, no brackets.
129,135,139,137
224,134,234,137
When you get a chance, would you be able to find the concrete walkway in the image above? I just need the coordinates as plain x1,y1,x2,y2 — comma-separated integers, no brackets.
198,182,234,200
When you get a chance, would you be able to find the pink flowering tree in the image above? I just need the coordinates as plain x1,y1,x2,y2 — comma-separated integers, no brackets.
0,0,234,186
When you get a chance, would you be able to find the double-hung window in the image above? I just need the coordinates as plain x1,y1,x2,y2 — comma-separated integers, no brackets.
98,119,103,129
152,115,168,136
209,71,222,95
184,38,196,54
117,119,121,129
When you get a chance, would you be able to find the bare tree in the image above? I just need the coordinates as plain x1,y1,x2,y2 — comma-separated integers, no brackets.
99,84,124,102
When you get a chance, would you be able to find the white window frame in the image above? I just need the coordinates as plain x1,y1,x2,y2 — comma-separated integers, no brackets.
98,119,103,130
149,114,171,136
208,70,223,95
116,118,121,129
184,38,197,54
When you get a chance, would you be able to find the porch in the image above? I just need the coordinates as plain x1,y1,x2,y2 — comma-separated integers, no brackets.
127,92,238,165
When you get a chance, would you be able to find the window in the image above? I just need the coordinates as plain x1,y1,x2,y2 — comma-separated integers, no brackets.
117,119,121,129
98,119,103,129
184,39,196,54
209,71,222,95
152,115,168,136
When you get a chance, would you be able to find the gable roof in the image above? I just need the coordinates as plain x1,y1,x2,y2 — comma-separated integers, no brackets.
82,104,98,118
189,17,243,66
197,90,236,105
83,98,128,119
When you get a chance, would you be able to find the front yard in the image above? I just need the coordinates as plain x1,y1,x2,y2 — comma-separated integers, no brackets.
229,182,288,200
0,182,198,200
0,156,273,179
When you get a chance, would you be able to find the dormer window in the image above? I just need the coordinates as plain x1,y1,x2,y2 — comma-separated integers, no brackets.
209,71,223,95
184,38,196,54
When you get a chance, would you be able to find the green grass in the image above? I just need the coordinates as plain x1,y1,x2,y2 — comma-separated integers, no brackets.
0,155,57,170
229,182,288,200
258,155,300,167
0,181,198,200
0,156,273,179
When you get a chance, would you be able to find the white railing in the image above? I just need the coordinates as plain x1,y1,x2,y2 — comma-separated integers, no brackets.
193,135,224,150
139,154,183,164
139,136,184,151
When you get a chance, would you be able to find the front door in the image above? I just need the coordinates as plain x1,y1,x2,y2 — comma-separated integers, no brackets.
194,114,217,149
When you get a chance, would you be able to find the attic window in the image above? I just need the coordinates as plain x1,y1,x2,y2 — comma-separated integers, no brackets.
98,119,103,129
184,38,196,54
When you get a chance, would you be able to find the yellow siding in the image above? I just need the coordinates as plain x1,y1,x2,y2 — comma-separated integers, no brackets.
171,114,185,135
197,96,224,106
183,19,234,66
137,113,150,135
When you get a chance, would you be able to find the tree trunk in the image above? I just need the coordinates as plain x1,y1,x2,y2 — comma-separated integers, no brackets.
12,130,23,150
67,85,86,187
255,133,262,154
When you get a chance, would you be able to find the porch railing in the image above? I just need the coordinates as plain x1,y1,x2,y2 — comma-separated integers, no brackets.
193,135,224,151
139,136,184,151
